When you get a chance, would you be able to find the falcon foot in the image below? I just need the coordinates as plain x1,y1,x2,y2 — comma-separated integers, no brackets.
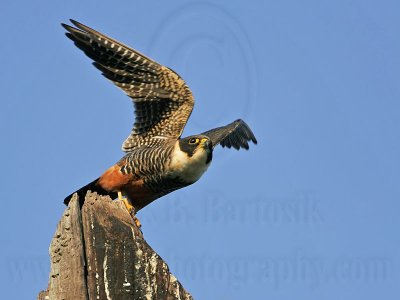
118,191,141,228
133,215,141,228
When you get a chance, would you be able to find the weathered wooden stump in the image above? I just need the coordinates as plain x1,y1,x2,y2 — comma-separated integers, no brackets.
38,192,192,300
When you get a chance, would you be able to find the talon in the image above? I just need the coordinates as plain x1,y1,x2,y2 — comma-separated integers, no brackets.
118,191,134,214
118,191,141,228
133,216,141,228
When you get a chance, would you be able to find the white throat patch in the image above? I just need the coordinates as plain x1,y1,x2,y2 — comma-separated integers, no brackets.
168,141,211,183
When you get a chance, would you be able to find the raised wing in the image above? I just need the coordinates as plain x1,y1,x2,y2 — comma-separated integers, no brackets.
201,119,257,150
62,20,194,151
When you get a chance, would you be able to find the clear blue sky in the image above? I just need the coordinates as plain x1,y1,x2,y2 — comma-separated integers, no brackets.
1,1,399,299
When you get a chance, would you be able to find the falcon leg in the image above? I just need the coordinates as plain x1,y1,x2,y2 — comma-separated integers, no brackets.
118,191,133,213
118,191,141,228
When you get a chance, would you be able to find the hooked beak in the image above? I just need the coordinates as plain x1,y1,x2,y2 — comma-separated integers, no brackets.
200,138,212,150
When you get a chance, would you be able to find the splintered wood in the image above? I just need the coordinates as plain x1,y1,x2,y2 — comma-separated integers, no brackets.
38,192,192,300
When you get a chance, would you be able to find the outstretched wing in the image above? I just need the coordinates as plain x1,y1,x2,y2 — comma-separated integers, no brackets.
62,20,194,151
201,119,257,150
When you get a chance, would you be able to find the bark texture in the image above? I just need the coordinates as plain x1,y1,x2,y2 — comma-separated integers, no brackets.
38,192,193,300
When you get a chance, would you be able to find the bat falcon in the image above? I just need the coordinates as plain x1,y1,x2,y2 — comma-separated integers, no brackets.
62,20,257,219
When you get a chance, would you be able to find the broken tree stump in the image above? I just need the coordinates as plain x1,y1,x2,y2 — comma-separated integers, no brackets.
38,192,193,300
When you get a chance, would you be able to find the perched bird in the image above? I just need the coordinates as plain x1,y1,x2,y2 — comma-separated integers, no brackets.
62,20,257,218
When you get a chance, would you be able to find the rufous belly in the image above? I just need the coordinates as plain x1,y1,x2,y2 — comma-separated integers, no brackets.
98,164,159,211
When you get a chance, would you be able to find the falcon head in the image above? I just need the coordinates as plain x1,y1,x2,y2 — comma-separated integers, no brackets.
179,135,213,160
168,135,213,184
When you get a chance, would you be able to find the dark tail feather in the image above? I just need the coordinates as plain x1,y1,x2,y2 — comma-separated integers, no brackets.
64,178,117,207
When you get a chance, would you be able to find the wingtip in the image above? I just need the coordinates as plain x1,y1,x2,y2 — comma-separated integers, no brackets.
250,134,258,145
63,195,71,206
61,23,76,33
61,22,82,37
61,19,77,28
70,19,97,34
70,19,80,26
243,121,258,145
62,19,90,33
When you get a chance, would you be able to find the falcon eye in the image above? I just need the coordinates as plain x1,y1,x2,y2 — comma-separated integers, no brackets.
188,138,199,145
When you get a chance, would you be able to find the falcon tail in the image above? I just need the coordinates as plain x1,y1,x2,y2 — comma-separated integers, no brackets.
63,178,117,207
